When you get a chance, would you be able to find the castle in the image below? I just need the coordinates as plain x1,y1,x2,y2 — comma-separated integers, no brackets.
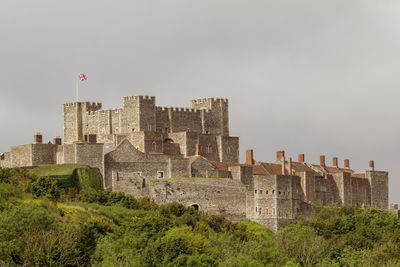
0,95,392,231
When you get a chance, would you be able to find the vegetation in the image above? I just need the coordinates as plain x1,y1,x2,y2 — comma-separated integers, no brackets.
1,166,400,266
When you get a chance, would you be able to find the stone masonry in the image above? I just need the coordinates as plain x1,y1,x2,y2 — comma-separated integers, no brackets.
0,95,392,231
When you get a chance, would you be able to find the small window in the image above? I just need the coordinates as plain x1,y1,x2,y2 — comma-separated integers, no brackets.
132,128,135,132
187,128,190,132
255,207,258,212
272,190,275,194
255,190,257,194
148,125,152,131
272,208,275,215
206,145,212,153
157,171,164,179
279,191,281,195
266,208,269,214
152,142,156,152
227,147,231,153
206,131,209,134
260,190,263,194
259,208,262,214
165,127,168,133
266,190,269,194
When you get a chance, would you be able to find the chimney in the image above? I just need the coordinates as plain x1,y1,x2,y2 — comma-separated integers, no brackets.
246,149,254,165
281,155,286,175
369,160,375,171
333,157,338,168
276,150,285,161
320,155,325,167
298,154,305,163
344,159,350,169
288,157,293,175
34,132,42,144
53,136,62,145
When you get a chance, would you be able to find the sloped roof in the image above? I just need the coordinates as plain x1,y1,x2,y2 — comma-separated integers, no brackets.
209,161,269,175
311,164,354,174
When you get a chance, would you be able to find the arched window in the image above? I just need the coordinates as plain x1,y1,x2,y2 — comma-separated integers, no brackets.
227,147,231,153
152,142,156,152
192,204,199,210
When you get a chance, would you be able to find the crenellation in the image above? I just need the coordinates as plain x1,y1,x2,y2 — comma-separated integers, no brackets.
3,93,391,232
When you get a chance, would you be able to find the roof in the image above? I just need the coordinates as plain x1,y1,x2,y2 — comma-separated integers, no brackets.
353,173,366,179
209,161,269,175
311,164,354,174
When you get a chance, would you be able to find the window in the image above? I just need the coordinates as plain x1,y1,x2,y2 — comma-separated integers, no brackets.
259,208,262,214
132,128,135,132
157,171,164,179
227,147,231,153
165,127,168,133
266,190,269,194
272,208,275,215
152,142,156,152
255,207,258,212
148,125,152,131
279,191,281,195
260,190,263,194
206,145,212,153
206,131,209,134
187,128,190,132
272,190,275,194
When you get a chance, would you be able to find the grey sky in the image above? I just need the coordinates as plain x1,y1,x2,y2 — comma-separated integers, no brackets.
1,0,400,202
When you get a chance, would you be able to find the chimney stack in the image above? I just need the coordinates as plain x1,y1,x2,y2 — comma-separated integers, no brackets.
34,132,42,144
281,155,286,175
53,136,62,145
298,154,305,163
288,157,293,175
344,159,350,169
276,150,285,161
246,149,254,165
369,160,375,171
333,157,338,168
320,155,326,167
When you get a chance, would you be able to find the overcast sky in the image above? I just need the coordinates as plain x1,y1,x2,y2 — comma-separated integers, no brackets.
1,0,400,202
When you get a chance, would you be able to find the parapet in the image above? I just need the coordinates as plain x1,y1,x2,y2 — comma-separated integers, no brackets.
63,101,102,111
156,106,199,113
123,95,156,102
191,97,228,105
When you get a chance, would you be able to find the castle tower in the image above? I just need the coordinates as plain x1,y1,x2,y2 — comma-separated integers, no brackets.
63,102,102,144
122,95,156,132
366,162,388,209
190,98,229,136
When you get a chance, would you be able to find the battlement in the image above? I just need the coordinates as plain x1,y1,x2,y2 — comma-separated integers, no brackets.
191,98,228,105
123,95,156,102
63,102,102,110
156,106,200,113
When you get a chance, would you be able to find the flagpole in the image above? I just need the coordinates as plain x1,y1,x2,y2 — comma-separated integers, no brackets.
76,74,79,102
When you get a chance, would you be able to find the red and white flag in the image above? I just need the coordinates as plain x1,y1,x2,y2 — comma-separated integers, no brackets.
79,74,87,81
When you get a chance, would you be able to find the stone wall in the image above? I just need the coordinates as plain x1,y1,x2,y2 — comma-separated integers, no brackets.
150,179,247,222
10,144,32,167
31,144,57,166
367,170,389,209
0,152,11,168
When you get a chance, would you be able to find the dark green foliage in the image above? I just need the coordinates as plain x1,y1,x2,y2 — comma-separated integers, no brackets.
3,167,400,266
32,176,61,199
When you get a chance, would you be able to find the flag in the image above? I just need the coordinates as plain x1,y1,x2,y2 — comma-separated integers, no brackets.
79,74,87,81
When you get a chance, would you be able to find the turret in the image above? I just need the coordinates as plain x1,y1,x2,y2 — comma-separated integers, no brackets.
190,98,229,136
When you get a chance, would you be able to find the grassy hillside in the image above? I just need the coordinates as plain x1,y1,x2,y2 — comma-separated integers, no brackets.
1,167,400,266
